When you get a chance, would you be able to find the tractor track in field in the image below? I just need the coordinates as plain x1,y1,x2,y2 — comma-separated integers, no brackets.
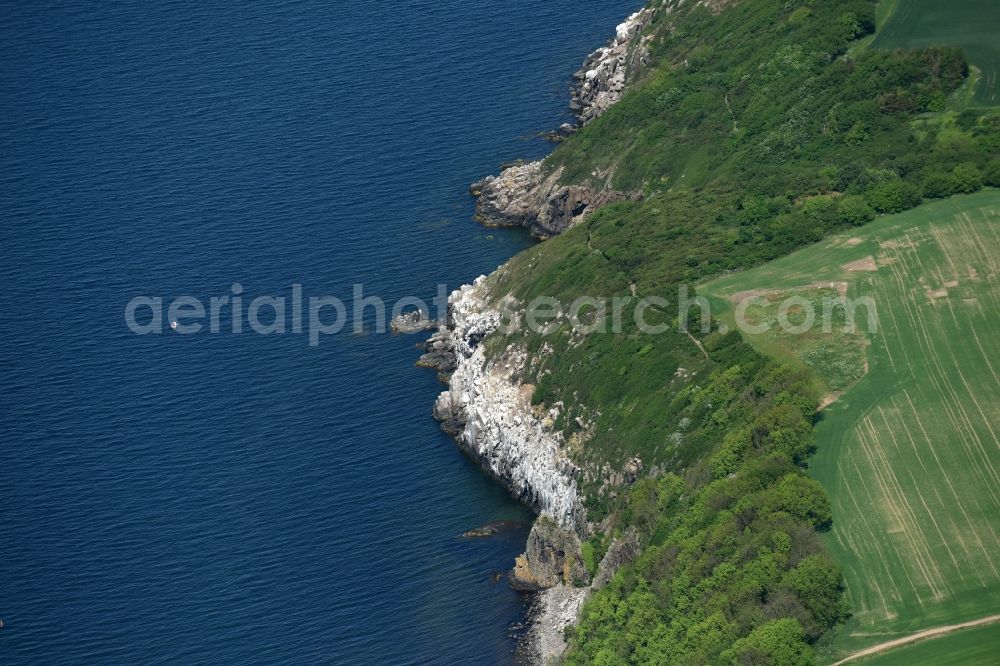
830,614,1000,665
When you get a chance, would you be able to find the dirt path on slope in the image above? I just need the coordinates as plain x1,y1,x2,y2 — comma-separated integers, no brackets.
831,614,1000,665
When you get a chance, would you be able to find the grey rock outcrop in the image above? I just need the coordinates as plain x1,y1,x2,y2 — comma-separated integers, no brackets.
571,8,656,126
473,161,638,237
520,529,643,664
469,9,657,238
522,585,591,665
390,309,436,334
417,328,458,384
426,7,676,663
510,517,590,591
592,528,642,590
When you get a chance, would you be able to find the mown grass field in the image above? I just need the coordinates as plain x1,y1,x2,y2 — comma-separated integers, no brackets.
701,190,1000,662
872,0,1000,105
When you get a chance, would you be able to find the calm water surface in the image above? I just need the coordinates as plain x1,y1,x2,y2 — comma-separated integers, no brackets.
0,1,640,662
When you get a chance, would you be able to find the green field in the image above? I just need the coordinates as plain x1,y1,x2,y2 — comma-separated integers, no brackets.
872,0,1000,105
854,621,1000,665
702,191,1000,662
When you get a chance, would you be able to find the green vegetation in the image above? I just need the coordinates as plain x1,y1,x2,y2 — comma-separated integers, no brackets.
547,0,979,196
490,0,999,503
707,283,870,398
871,0,1000,105
471,0,1000,661
702,191,1000,661
854,621,1000,665
563,356,853,663
580,538,600,578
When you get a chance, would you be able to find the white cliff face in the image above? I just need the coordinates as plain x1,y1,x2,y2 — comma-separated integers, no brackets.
433,278,586,533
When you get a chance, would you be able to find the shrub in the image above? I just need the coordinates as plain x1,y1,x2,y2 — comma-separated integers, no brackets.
837,195,876,225
922,170,960,199
722,619,814,666
801,195,838,223
782,555,851,635
984,159,1000,188
764,474,833,528
865,179,921,214
580,540,599,578
953,162,984,194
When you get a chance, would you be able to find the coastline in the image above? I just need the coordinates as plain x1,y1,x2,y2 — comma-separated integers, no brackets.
391,1,1000,662
469,8,655,239
416,7,658,663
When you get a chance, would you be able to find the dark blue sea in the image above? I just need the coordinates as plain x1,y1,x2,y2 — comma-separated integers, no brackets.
0,1,639,663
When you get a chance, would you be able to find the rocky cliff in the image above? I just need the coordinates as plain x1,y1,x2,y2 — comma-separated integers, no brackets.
424,7,663,664
570,8,656,126
469,7,656,237
471,161,639,238
430,278,587,534
511,517,590,591
424,276,645,664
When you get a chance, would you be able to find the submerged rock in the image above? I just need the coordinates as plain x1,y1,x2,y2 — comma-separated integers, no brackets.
460,520,524,539
557,123,577,137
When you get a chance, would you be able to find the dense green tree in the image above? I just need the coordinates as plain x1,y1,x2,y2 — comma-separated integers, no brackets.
487,0,1000,662
837,195,876,226
781,555,851,637
763,474,833,529
984,159,1000,188
864,179,921,214
952,162,984,194
921,170,960,199
722,618,814,665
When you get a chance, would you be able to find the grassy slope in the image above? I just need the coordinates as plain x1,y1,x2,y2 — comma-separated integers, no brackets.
701,190,1000,662
871,0,1000,105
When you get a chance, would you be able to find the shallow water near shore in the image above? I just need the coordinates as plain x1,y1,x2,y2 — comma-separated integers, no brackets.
0,1,641,663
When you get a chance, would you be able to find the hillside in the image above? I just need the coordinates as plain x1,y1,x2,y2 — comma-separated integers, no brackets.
435,0,1000,662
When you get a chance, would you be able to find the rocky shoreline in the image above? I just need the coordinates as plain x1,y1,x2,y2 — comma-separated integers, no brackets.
427,278,587,534
468,7,655,238
411,8,657,663
569,8,655,126
416,280,621,663
414,278,644,663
